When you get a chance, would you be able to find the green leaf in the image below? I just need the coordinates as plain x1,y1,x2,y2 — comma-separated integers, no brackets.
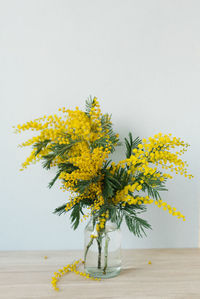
48,162,79,188
125,214,151,237
42,153,57,169
109,206,123,228
80,198,94,208
91,136,109,150
33,139,50,156
91,128,121,153
85,96,96,116
124,132,141,158
53,204,67,216
110,167,131,191
93,204,123,229
124,212,151,237
122,203,151,237
103,160,112,169
74,180,92,194
73,175,101,194
100,113,112,132
48,172,61,189
58,162,78,173
123,203,147,214
101,167,132,200
70,203,82,230
54,201,83,230
142,175,168,201
102,175,115,199
50,140,79,158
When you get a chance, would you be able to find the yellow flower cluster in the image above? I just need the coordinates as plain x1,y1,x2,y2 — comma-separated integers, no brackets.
113,183,143,204
15,98,110,167
19,146,51,170
58,98,104,144
122,195,153,206
51,259,100,291
108,133,193,220
15,98,115,217
96,211,109,232
15,98,191,226
124,133,193,180
66,147,110,181
64,182,104,213
90,234,97,238
91,197,105,213
89,98,102,127
65,109,92,140
64,194,85,212
154,199,185,220
113,184,185,220
81,212,90,222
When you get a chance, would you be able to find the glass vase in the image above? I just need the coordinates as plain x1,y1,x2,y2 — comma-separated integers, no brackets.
84,217,121,278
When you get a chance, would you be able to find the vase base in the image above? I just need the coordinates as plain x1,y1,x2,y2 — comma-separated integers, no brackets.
85,266,121,279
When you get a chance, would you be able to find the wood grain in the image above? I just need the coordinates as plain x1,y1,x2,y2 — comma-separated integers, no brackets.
0,249,199,299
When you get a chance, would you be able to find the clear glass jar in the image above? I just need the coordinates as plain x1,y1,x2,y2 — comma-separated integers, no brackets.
84,217,121,278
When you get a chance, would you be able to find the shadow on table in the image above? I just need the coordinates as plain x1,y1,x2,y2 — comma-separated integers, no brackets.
119,267,138,276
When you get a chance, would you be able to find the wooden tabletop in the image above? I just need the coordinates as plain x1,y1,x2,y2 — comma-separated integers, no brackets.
0,249,199,299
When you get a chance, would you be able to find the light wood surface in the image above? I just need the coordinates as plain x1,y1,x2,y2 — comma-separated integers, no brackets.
0,249,200,299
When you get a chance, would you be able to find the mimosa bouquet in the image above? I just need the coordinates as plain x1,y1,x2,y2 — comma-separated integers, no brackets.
15,97,192,289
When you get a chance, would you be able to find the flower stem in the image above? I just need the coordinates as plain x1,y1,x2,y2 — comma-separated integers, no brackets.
84,237,94,264
96,237,102,269
103,233,110,274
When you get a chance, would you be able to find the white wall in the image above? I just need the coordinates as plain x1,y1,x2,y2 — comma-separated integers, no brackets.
0,0,199,250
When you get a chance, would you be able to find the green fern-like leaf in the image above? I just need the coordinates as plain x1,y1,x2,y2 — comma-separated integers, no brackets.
48,162,78,188
142,175,168,201
102,175,115,199
42,153,57,169
85,96,96,116
53,204,67,216
33,139,50,156
122,203,151,237
124,213,151,237
70,203,82,230
50,139,79,158
124,132,142,158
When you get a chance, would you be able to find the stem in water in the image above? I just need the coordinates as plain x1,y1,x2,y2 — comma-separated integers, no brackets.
103,233,110,274
84,237,94,264
96,234,103,269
